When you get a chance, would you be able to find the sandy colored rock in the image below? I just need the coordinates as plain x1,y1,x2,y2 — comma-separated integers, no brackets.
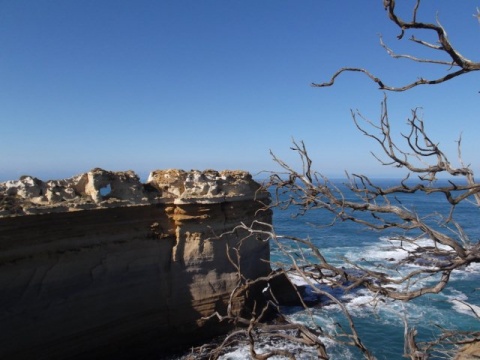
147,169,263,202
0,168,272,359
0,168,268,216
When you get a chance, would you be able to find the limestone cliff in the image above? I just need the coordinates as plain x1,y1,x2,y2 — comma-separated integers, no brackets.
0,169,272,359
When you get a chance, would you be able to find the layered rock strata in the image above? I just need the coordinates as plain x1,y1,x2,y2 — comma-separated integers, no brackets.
0,169,272,359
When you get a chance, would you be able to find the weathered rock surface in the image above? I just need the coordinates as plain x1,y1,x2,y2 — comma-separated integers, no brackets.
0,168,266,216
0,169,271,359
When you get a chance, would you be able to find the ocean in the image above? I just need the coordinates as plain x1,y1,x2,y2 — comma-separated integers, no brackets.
182,179,480,359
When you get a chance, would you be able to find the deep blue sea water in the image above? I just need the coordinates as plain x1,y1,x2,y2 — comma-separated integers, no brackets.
219,179,480,359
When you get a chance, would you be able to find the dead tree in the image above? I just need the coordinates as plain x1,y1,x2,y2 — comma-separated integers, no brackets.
267,1,480,358
188,2,480,359
267,103,480,357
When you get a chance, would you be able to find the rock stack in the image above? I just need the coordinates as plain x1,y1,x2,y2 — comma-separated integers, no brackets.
0,168,272,359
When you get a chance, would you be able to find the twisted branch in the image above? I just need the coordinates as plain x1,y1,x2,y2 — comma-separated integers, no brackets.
312,0,480,91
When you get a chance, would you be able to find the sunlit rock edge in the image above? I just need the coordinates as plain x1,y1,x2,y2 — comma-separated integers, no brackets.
0,168,269,216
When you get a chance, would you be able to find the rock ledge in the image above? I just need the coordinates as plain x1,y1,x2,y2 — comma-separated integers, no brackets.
0,168,268,216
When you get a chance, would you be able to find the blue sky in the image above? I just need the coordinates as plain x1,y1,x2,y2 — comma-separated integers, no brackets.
1,1,479,181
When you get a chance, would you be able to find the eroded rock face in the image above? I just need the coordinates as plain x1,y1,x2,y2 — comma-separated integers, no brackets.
0,168,266,216
147,169,263,202
0,168,271,359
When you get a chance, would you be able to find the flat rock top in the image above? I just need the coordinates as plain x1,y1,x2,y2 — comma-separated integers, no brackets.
0,168,269,217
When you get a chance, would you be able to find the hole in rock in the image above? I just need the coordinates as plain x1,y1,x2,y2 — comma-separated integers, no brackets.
100,184,112,197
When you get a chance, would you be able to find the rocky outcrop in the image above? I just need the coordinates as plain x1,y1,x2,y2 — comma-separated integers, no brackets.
0,168,266,215
0,169,272,359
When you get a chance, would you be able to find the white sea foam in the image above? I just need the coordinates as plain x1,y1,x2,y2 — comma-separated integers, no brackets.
267,214,479,358
217,336,331,360
233,266,476,360
287,272,309,287
465,262,480,272
450,299,480,318
444,290,480,318
453,261,480,280
277,311,358,359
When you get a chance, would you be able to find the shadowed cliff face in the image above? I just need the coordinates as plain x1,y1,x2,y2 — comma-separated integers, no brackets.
0,169,271,359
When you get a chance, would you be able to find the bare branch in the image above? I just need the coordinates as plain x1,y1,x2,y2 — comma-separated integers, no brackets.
313,0,480,91
380,36,456,66
197,3,480,359
312,67,469,92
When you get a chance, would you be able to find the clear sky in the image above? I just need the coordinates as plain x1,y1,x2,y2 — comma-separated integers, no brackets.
1,1,479,181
